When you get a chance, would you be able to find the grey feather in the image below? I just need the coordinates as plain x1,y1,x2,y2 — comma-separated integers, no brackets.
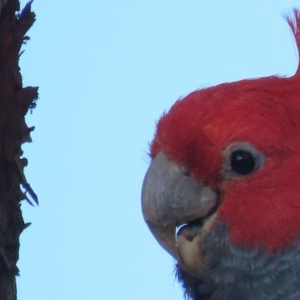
176,223,300,300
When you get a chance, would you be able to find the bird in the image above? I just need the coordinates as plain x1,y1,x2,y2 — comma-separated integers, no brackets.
142,9,300,300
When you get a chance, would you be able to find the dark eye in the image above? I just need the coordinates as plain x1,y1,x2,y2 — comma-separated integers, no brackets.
223,142,265,178
230,150,255,175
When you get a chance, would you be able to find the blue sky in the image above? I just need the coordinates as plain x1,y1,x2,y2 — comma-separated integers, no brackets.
16,0,300,299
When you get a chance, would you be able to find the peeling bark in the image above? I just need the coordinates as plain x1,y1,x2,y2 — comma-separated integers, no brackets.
0,0,38,299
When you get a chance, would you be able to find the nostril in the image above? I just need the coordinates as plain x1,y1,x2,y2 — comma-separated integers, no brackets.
179,166,190,176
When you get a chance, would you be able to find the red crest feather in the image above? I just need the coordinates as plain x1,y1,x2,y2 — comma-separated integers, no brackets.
286,9,300,76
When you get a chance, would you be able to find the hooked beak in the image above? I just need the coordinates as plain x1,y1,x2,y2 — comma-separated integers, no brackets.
141,152,219,270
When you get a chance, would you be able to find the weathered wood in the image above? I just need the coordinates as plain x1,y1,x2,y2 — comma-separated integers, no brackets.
0,1,37,299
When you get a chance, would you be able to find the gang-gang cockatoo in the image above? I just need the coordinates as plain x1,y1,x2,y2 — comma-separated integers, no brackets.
142,9,300,300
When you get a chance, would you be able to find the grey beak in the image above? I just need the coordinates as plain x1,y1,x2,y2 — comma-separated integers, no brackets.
141,152,218,259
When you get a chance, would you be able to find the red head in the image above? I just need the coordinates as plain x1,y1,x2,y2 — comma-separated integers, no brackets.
149,10,300,253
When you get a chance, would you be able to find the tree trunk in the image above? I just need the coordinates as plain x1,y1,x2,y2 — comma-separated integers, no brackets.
0,0,38,299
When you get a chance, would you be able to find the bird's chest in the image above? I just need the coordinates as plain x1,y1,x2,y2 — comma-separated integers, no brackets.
176,223,300,300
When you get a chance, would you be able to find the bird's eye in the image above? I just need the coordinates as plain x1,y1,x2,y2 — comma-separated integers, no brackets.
230,150,255,175
223,142,265,178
